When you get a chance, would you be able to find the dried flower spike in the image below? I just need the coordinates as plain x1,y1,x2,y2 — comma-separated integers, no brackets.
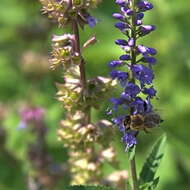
39,0,101,27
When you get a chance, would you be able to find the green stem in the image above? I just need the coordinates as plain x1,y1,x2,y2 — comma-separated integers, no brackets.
129,1,139,190
130,0,137,84
130,156,139,190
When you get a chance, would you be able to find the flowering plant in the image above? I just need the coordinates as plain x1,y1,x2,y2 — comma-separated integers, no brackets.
38,0,166,190
107,1,166,189
109,0,161,150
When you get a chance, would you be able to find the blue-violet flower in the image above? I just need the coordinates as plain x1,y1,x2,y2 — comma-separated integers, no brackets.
108,0,161,150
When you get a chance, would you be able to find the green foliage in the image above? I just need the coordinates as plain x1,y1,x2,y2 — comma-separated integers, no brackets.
139,134,167,190
0,0,190,189
66,185,116,190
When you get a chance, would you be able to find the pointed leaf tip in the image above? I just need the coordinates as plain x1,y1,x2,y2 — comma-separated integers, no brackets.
139,134,167,188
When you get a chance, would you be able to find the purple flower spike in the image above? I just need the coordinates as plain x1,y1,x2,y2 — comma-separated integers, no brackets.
108,0,160,150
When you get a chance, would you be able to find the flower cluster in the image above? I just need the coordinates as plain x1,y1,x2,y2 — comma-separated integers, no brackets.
109,0,162,150
18,106,65,189
50,34,80,70
18,107,45,129
39,0,120,185
40,0,100,27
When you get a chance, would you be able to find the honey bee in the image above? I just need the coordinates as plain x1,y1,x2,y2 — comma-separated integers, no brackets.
124,112,163,133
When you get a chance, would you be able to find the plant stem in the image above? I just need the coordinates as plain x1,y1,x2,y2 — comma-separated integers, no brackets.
130,2,138,188
72,20,91,124
130,0,137,84
130,156,139,190
72,20,87,90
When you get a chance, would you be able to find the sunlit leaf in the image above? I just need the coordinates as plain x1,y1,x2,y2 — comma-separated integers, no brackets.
139,134,167,189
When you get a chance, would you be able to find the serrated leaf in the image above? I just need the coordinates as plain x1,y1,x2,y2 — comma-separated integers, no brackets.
66,185,116,190
139,183,150,190
139,134,167,187
151,177,160,190
139,177,159,190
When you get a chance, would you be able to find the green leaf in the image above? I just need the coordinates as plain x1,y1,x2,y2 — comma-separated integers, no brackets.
66,185,116,190
151,177,160,190
139,134,167,188
139,177,160,190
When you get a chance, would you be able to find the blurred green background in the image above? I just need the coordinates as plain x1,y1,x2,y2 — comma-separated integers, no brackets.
0,0,190,189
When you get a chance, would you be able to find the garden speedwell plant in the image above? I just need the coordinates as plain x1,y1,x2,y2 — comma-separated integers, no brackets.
39,0,166,190
108,0,166,190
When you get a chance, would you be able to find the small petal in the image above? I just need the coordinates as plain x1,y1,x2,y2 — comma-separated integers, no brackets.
137,12,144,20
110,70,129,87
119,54,131,60
132,64,154,86
112,13,125,20
137,1,154,12
115,0,126,6
121,7,133,16
108,60,123,68
129,97,146,114
115,39,128,46
136,20,142,26
128,38,134,47
137,45,157,55
125,82,141,98
142,55,157,64
115,22,129,30
142,87,157,97
87,16,98,27
122,132,137,150
140,25,156,35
